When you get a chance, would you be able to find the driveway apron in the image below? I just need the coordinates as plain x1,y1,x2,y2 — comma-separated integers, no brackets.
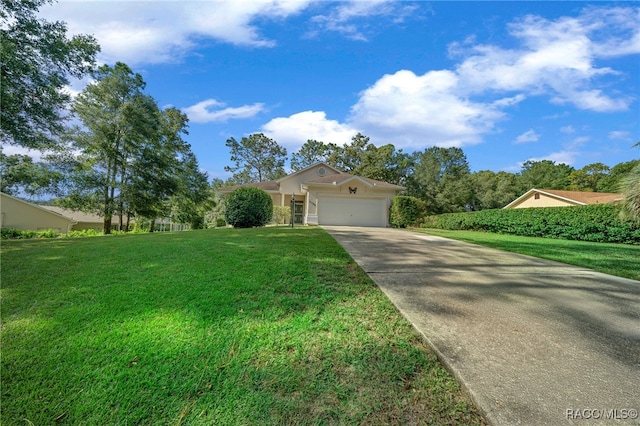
323,226,640,426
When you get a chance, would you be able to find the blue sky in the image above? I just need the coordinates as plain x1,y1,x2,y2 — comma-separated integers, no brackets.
36,1,640,180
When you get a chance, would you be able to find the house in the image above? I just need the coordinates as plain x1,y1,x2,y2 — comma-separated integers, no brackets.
1,192,76,233
220,163,404,227
0,192,123,233
42,206,121,231
504,188,623,209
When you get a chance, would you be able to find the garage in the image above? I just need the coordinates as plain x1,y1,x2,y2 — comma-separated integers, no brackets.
317,196,387,227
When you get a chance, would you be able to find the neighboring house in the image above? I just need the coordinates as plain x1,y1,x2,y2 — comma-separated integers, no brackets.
1,192,76,233
42,206,121,231
504,188,623,209
220,162,404,227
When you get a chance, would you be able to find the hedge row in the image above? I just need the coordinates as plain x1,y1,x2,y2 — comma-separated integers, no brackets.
421,204,640,244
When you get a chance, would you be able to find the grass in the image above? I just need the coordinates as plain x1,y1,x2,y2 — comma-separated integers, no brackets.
414,228,640,281
1,227,485,425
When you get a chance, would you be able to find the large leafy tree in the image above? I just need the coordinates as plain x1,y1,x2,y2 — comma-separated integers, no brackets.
597,159,640,193
569,163,610,192
224,133,287,183
408,147,472,214
517,160,574,192
0,149,62,196
1,0,99,149
290,139,337,171
61,63,160,233
469,170,519,210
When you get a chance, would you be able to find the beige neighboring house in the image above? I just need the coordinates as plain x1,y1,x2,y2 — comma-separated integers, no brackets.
43,206,120,231
504,188,623,209
1,192,76,233
220,162,404,227
0,192,121,233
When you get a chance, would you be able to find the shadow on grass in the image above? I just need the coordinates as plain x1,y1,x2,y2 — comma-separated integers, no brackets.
0,227,484,425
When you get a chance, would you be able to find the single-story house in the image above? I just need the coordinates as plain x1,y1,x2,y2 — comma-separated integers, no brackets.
42,205,120,231
1,192,76,233
220,162,404,227
504,188,623,209
1,192,121,233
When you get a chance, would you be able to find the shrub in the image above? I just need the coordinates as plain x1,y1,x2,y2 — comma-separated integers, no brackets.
1,228,59,240
215,218,227,228
421,204,640,244
225,187,273,228
272,205,291,225
390,196,426,228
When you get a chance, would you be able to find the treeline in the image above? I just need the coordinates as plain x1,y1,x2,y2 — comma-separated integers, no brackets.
221,132,640,216
1,2,211,233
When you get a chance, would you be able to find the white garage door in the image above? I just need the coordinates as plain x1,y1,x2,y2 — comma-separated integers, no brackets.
318,197,386,227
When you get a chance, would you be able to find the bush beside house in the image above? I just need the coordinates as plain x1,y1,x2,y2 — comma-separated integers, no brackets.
390,196,426,228
225,187,273,228
421,204,640,244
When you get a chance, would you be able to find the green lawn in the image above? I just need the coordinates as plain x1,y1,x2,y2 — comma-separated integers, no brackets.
1,227,485,425
414,228,640,281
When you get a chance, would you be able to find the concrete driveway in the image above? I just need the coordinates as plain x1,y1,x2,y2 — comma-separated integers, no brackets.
323,226,640,426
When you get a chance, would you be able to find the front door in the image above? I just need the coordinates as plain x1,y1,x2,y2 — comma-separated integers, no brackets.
294,201,304,224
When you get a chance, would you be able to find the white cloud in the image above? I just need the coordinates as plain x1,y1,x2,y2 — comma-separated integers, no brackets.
39,0,313,65
183,99,265,123
514,129,540,144
347,69,505,149
454,6,639,112
261,111,358,149
560,125,576,134
525,151,578,166
608,130,631,141
309,0,416,41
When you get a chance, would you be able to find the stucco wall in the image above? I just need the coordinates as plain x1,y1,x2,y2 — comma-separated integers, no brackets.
511,193,577,209
1,194,74,232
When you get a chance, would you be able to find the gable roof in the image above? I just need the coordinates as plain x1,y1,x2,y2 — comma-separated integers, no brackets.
277,162,342,183
42,206,113,224
303,172,404,189
504,188,623,209
1,192,77,224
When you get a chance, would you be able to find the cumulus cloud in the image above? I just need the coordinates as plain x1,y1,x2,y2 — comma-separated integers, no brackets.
454,7,638,112
183,99,265,123
39,0,312,65
261,111,358,149
347,69,505,149
515,129,541,144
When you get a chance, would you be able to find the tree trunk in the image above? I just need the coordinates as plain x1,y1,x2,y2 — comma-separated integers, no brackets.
149,218,156,232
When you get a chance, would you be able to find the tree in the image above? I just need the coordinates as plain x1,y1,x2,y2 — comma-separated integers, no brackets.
327,133,369,173
518,160,574,192
408,147,472,214
290,139,337,171
620,142,640,224
225,187,273,228
66,62,158,233
0,150,62,196
469,170,519,210
569,163,610,192
224,133,287,183
597,159,640,192
1,0,99,149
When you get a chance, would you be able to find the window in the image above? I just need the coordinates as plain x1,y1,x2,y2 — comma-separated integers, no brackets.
534,193,540,200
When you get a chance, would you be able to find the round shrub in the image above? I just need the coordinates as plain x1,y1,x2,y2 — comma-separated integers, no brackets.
225,187,273,228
